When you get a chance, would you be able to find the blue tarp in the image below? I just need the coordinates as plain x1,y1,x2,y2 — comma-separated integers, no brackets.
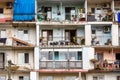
13,0,35,21
118,12,120,23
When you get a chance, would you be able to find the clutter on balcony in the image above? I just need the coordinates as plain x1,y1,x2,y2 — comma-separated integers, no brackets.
0,38,7,45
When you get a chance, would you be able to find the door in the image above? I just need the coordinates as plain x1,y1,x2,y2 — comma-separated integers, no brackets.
44,7,52,20
96,30,103,45
65,30,76,43
65,7,75,20
97,53,103,61
0,53,4,68
116,53,120,60
0,8,4,19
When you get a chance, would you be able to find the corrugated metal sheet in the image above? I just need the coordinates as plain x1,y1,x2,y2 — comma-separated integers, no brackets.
13,0,35,21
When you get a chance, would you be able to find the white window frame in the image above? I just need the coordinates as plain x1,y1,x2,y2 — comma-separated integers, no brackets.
0,29,6,38
18,53,29,64
42,76,53,80
18,29,29,41
93,75,104,80
19,76,29,80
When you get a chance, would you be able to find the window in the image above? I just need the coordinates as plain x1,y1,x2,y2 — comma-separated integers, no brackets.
69,51,82,60
77,51,82,60
0,8,3,14
18,29,28,40
0,29,6,38
18,53,29,64
97,53,103,61
19,76,29,80
42,76,53,80
0,53,5,68
93,75,104,80
66,76,76,80
117,76,120,80
0,76,6,80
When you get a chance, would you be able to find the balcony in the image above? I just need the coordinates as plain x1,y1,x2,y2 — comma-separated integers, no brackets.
39,60,82,69
87,12,113,22
93,60,120,71
40,36,85,47
91,36,112,46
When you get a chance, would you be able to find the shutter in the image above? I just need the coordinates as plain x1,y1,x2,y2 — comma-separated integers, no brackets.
18,53,24,64
18,30,24,39
24,53,29,63
1,30,6,38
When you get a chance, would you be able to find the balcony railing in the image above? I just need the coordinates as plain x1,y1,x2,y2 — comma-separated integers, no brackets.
94,60,120,70
39,60,82,69
91,36,112,46
37,12,116,24
0,61,4,69
40,37,85,47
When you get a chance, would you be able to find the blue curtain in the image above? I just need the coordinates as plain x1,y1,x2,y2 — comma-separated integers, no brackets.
118,12,120,23
13,0,35,21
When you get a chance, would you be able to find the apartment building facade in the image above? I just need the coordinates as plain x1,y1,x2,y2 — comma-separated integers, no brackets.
0,0,120,80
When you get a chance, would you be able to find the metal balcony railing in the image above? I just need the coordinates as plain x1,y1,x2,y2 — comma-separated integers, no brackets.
37,11,117,23
94,60,120,70
40,36,85,47
39,60,82,69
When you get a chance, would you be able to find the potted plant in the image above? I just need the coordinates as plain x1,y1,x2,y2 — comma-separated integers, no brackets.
90,59,97,63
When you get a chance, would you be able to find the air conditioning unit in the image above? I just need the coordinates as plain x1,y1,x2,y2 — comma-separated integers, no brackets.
6,2,13,9
103,26,110,33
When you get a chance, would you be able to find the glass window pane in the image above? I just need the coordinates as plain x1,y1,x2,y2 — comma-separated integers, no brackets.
77,51,82,60
93,76,98,80
54,51,59,60
48,51,53,60
48,76,53,80
69,52,76,60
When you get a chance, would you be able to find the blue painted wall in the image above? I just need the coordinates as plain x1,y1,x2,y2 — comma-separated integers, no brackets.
13,0,35,21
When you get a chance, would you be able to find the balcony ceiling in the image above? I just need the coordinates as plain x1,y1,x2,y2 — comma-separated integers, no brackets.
87,0,112,4
37,0,85,5
0,0,14,2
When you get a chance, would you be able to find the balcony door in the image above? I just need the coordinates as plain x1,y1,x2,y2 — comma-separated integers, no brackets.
44,7,52,20
0,53,5,68
0,8,4,19
116,53,120,60
42,30,53,45
65,30,76,44
65,7,75,20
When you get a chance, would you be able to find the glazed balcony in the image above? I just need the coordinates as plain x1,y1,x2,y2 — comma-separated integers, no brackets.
40,36,85,47
39,60,82,69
